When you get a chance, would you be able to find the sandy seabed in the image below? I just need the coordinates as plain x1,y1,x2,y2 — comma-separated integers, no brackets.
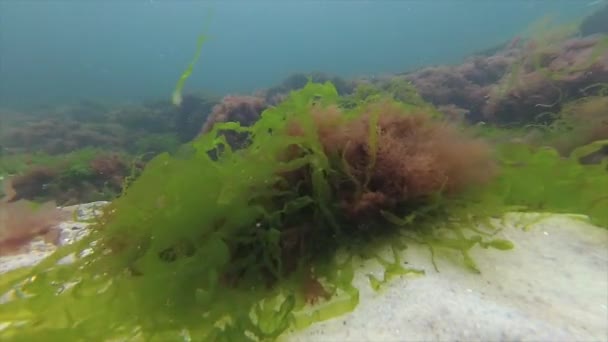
284,213,608,342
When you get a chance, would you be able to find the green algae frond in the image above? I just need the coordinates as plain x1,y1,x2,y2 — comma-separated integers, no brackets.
492,141,608,228
172,34,207,107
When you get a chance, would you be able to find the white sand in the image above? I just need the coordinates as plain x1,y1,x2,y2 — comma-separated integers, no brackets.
283,213,608,342
1,207,606,341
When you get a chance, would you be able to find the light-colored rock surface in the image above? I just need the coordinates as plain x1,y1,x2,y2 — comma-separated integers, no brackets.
1,206,606,341
56,201,107,246
0,201,107,275
283,213,608,342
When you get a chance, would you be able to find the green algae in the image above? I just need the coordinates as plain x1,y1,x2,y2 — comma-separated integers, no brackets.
491,141,608,228
491,19,608,116
339,78,434,113
172,34,207,107
1,80,607,341
537,96,608,156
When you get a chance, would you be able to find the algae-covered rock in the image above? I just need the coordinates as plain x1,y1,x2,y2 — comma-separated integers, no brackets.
0,82,606,341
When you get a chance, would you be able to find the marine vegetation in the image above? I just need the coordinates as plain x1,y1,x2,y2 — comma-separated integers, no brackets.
483,34,608,125
200,95,268,150
0,93,218,156
400,17,608,127
526,95,608,159
0,92,218,204
1,80,606,341
263,72,356,105
1,148,142,206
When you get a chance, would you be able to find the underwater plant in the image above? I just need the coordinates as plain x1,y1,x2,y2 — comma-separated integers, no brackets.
0,78,607,341
531,95,608,157
5,149,138,205
482,31,608,125
405,57,513,124
490,141,608,228
200,95,268,150
201,95,268,134
172,35,207,107
291,100,495,222
0,92,217,160
132,133,181,156
263,72,355,105
2,22,608,339
0,82,517,341
394,17,607,128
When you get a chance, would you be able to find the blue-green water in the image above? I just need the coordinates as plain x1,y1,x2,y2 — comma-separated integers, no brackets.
0,0,598,107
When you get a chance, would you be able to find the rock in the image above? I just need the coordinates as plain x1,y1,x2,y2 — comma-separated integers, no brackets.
283,213,608,341
0,201,107,275
58,201,108,246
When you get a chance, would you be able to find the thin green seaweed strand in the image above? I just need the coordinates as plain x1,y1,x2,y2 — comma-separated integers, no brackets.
172,34,207,106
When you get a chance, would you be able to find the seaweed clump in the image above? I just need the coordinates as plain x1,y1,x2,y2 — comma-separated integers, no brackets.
529,95,608,158
5,149,140,205
293,101,495,222
489,141,608,227
263,72,355,105
200,95,268,149
0,82,506,341
482,33,608,125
